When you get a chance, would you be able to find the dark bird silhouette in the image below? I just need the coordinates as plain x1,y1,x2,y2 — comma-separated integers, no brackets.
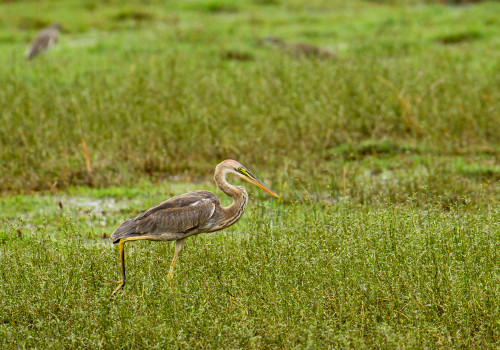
25,23,62,60
108,159,279,295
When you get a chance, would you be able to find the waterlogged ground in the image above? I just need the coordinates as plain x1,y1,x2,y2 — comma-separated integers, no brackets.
0,183,498,348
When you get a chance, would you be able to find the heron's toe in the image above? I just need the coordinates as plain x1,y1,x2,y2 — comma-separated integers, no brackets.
111,282,125,296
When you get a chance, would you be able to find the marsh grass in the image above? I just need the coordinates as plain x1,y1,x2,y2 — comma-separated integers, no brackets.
0,0,499,347
0,0,498,200
0,187,498,348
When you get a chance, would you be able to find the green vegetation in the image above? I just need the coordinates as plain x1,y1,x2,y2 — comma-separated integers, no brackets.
1,187,499,348
0,0,498,348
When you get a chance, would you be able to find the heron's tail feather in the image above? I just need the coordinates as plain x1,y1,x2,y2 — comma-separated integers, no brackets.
111,219,138,244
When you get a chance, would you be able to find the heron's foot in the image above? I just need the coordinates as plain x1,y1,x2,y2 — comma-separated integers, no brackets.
107,280,125,296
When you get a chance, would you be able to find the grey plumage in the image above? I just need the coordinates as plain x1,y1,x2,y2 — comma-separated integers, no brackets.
25,23,62,60
111,190,221,243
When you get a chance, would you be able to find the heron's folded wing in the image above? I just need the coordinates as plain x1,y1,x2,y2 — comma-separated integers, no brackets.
111,197,216,242
134,190,216,221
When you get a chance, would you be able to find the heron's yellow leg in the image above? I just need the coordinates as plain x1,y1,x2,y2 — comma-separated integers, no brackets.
108,236,152,296
167,238,187,286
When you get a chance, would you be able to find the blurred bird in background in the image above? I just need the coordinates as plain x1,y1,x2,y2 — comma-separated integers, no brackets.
25,23,62,60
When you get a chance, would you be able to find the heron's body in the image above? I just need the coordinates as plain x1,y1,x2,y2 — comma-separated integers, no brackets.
111,189,247,243
108,159,277,295
26,24,61,60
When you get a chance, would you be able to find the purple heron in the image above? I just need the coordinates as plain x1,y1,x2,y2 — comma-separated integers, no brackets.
25,23,61,60
108,159,279,295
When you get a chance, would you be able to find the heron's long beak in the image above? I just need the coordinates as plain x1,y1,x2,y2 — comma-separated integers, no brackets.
238,168,279,198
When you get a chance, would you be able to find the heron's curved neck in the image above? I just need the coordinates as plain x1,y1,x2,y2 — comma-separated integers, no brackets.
214,167,248,210
213,166,249,229
214,167,241,198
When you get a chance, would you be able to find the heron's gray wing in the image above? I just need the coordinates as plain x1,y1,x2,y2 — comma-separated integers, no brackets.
135,199,215,235
111,191,218,243
134,190,217,221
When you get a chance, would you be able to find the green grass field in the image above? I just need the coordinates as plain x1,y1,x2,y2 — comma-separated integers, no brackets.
0,0,499,348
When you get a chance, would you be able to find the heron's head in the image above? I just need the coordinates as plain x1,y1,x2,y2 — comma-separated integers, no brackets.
217,159,279,198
